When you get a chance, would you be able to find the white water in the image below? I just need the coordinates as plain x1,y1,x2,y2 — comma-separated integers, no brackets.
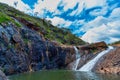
79,46,114,71
73,46,81,70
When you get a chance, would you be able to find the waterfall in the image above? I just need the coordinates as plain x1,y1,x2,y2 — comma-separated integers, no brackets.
79,46,114,71
73,46,80,70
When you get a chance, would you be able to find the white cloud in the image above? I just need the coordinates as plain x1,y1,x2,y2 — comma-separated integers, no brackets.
81,24,109,43
80,16,108,32
47,17,72,28
110,8,120,18
69,1,84,16
89,7,108,16
81,8,120,43
69,0,107,16
84,0,106,9
0,0,32,14
33,0,61,17
61,0,79,11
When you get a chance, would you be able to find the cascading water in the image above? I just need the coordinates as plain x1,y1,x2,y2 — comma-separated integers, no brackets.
73,46,81,70
79,46,114,71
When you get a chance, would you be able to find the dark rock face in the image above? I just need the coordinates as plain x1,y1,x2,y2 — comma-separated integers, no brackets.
0,23,75,75
94,47,120,74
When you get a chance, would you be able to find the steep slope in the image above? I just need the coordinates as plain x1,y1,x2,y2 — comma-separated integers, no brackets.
0,3,85,45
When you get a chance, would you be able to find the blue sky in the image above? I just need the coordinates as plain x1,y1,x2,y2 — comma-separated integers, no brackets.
22,0,37,8
0,0,120,43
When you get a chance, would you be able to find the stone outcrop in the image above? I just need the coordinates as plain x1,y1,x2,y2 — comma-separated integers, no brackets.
94,47,120,74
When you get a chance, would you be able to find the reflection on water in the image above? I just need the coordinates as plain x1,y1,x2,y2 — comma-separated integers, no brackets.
74,71,120,80
9,70,120,80
75,72,100,80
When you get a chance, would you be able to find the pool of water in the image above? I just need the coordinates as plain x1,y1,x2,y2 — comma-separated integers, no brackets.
9,70,120,80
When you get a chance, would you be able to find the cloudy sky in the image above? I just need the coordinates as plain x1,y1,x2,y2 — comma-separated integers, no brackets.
0,0,120,43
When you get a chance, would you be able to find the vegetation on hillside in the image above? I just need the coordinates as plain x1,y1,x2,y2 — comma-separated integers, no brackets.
0,3,86,45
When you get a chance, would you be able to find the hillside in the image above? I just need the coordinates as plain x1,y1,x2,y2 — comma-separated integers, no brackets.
0,3,85,45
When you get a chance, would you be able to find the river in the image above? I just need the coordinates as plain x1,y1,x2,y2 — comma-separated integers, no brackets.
9,70,120,80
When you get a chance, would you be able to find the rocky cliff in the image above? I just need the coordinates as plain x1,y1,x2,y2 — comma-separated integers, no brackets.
0,23,77,75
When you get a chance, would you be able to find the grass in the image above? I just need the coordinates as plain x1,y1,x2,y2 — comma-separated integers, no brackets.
0,12,22,27
0,12,11,23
